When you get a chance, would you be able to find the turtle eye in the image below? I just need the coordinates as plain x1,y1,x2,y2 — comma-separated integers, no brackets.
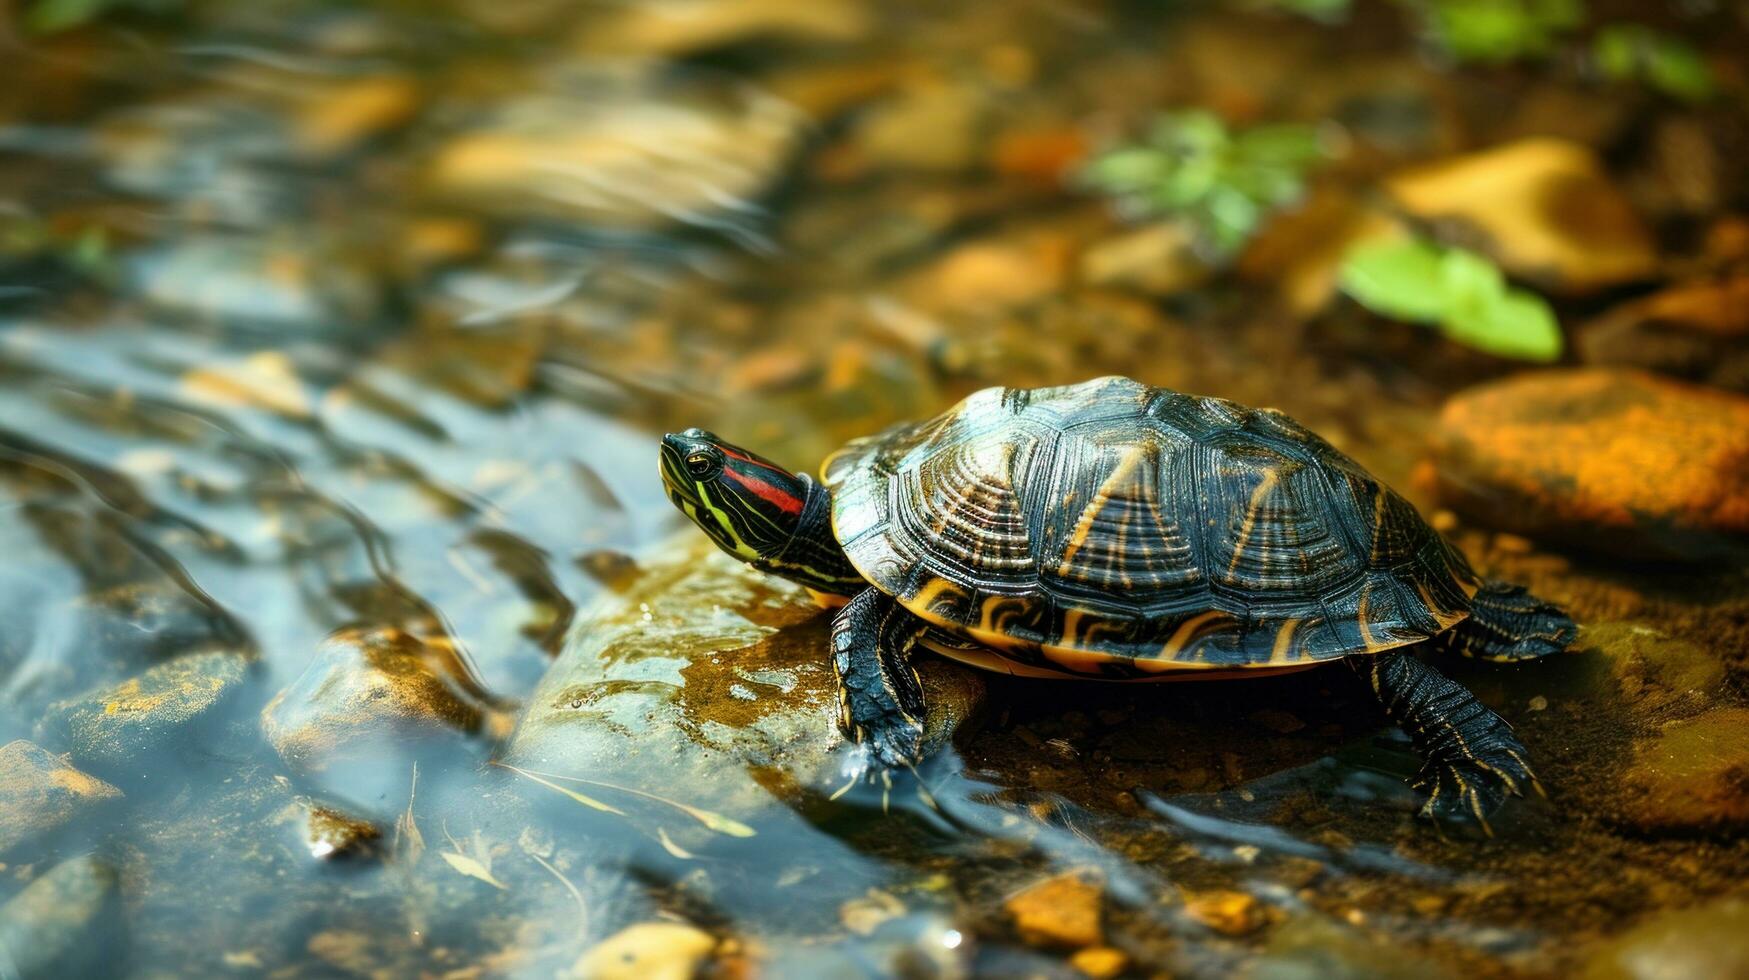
685,450,721,478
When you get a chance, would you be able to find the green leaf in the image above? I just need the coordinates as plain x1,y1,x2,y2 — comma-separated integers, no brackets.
1338,239,1449,323
1340,238,1563,361
1445,290,1563,361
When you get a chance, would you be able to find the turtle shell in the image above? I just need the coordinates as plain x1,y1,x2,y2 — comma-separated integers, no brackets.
823,377,1479,679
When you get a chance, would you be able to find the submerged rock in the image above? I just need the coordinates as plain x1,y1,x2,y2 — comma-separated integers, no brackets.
504,536,985,816
1385,139,1656,295
1004,868,1104,949
261,627,484,809
1615,707,1749,834
0,855,117,978
0,741,122,856
1583,897,1749,980
1428,369,1749,560
285,799,382,861
570,921,716,980
1578,274,1749,393
39,649,251,777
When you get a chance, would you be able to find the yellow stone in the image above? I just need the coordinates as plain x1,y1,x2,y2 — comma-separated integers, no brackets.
1184,889,1264,936
571,922,716,980
1005,868,1104,948
1070,946,1129,979
1386,139,1656,294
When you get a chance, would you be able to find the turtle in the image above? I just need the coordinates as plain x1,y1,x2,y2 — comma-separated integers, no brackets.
659,376,1577,825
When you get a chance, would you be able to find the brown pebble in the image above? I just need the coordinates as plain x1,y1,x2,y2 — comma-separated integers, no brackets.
1069,945,1129,979
1005,868,1104,948
1184,889,1264,936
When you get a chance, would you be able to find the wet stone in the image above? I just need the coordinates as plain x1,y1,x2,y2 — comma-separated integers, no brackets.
505,536,985,818
1614,707,1749,835
1582,896,1749,980
1004,868,1104,949
38,649,251,778
1578,274,1749,394
0,855,117,978
0,741,122,856
261,627,483,811
1385,138,1656,295
1428,368,1749,560
570,921,716,980
1579,623,1725,717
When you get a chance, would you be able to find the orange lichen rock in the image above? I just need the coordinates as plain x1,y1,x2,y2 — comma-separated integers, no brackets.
1429,368,1749,560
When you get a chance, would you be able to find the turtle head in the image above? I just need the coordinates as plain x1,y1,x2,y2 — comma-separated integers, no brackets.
660,428,811,563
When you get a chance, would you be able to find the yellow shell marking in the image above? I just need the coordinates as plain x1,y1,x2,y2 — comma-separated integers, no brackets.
1056,446,1146,574
1269,619,1301,665
1225,469,1280,580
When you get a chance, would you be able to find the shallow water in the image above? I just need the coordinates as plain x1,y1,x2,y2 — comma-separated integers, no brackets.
2,1,1747,977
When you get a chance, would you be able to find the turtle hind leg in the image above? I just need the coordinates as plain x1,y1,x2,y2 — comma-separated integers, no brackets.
830,587,929,771
1447,580,1577,662
1354,651,1537,831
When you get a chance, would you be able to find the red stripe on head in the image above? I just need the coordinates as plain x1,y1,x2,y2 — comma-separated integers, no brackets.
722,465,804,515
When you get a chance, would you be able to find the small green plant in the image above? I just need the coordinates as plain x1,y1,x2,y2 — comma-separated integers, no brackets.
1079,110,1328,258
1339,238,1562,361
1592,24,1713,103
1404,0,1586,63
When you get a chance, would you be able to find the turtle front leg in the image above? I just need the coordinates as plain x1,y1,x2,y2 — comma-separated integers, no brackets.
1353,651,1539,831
830,587,929,769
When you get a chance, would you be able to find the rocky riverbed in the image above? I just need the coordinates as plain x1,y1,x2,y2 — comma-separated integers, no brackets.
2,0,1748,977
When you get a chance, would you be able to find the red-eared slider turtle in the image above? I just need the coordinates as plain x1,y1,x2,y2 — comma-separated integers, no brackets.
660,377,1576,825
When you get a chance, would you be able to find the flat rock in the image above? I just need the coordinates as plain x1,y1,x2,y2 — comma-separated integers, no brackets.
1385,139,1657,295
504,535,985,831
1583,896,1749,980
1578,274,1749,393
0,855,117,978
0,741,122,856
1577,623,1725,717
1428,368,1749,560
423,67,803,235
1614,707,1749,834
39,649,251,777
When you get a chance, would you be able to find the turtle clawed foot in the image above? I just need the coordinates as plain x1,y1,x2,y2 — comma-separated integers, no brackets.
862,717,925,772
1410,748,1538,834
837,718,924,782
